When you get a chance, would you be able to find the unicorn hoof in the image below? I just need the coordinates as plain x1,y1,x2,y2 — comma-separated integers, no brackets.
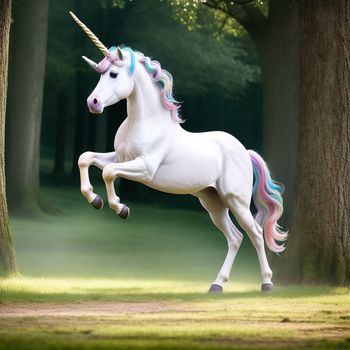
91,195,103,209
118,205,130,219
208,284,223,294
261,283,274,292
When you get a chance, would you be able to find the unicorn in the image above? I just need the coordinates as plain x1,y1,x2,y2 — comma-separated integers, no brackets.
70,12,287,293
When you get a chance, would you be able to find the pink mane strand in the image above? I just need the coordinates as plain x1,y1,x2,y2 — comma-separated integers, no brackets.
95,47,183,124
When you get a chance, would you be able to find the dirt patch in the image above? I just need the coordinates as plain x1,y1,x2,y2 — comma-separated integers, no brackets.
0,302,195,317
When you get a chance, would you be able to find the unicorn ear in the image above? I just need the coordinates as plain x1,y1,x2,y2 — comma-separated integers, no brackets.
82,56,98,70
117,47,123,60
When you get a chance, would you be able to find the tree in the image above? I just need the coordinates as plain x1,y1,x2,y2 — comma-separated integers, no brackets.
6,0,49,215
0,0,16,276
170,0,298,227
282,0,350,284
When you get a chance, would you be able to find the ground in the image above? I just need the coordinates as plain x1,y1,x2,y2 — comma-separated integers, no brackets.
1,185,349,349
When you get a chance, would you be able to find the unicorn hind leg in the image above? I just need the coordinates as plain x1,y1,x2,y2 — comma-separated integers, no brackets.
225,195,273,292
195,187,243,293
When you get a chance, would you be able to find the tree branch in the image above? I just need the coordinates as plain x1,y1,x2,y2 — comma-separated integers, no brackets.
232,0,255,4
204,0,228,14
240,2,267,32
204,0,267,47
217,14,230,35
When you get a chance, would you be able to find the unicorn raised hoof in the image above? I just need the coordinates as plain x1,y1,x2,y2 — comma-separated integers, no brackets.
70,12,288,293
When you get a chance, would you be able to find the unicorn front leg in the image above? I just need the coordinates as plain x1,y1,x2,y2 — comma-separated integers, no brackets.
102,157,152,218
78,151,117,208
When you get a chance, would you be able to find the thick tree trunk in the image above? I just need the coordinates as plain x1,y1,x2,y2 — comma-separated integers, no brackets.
283,0,350,284
6,0,48,214
0,0,16,276
209,0,299,228
257,0,299,228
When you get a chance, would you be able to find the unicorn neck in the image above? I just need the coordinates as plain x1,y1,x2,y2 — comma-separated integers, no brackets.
127,63,171,121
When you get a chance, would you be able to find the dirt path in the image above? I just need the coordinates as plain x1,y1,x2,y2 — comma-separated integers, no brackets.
1,302,350,349
0,302,194,317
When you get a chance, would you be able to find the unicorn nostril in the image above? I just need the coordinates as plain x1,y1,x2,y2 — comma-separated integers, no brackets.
93,98,98,104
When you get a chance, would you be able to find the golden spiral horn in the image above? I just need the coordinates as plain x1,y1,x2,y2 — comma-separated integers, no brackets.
69,11,110,57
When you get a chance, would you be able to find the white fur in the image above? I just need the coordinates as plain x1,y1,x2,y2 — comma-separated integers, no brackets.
78,53,273,289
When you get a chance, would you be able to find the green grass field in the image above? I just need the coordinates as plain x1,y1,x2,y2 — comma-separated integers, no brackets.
1,185,349,349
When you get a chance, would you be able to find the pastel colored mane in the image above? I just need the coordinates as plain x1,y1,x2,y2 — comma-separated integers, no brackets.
72,11,286,293
96,47,183,123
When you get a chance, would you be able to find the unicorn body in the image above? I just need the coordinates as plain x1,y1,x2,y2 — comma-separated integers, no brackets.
71,12,287,293
115,110,246,196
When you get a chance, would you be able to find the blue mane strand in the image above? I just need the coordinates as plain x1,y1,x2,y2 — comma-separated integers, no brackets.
109,46,136,75
107,45,183,123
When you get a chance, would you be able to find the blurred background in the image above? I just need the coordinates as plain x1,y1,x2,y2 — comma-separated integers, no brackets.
42,0,262,206
4,0,295,283
7,0,263,205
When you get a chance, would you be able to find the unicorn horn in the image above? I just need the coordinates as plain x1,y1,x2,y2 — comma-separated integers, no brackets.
82,56,98,70
69,11,110,57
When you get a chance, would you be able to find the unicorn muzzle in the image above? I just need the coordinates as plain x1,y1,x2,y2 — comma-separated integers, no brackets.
87,95,104,114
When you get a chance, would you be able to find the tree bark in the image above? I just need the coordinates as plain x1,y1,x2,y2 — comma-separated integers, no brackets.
6,0,49,215
0,0,16,276
205,0,299,228
257,0,299,228
283,0,350,284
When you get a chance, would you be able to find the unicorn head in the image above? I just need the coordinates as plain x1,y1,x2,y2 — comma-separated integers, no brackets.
70,12,135,114
84,47,136,114
70,12,182,122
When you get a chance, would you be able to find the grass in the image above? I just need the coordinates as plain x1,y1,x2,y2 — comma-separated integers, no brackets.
9,184,260,282
1,185,350,349
0,277,349,350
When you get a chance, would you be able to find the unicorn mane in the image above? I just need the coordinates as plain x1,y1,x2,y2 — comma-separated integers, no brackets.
96,46,183,123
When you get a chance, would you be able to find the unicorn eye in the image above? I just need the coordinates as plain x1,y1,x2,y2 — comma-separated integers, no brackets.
109,71,118,79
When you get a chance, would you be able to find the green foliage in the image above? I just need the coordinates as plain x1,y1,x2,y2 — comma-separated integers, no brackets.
114,1,260,97
167,0,268,38
45,0,259,96
167,0,242,36
99,0,126,9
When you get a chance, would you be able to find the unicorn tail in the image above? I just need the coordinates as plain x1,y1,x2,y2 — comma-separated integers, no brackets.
248,150,288,253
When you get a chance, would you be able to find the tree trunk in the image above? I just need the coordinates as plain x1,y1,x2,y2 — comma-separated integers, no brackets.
53,91,68,174
71,70,88,177
6,0,48,215
257,0,299,228
207,0,299,228
283,0,350,284
0,0,16,276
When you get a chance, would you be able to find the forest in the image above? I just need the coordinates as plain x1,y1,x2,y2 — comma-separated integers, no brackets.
0,0,349,349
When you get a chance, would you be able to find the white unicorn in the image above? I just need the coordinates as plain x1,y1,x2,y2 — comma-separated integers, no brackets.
70,12,287,293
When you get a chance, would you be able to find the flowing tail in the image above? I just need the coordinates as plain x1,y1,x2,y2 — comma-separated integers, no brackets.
248,150,288,253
